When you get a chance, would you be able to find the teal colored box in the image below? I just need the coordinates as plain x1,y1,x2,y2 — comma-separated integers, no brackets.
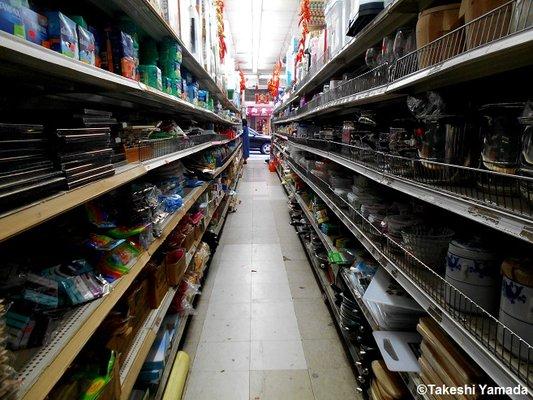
46,11,78,59
21,7,46,45
139,64,162,91
0,0,24,38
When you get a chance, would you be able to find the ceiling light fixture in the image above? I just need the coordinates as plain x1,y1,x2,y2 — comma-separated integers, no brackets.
251,0,263,74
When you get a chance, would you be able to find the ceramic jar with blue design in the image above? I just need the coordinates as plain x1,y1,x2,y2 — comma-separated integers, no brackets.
497,257,533,359
444,238,500,314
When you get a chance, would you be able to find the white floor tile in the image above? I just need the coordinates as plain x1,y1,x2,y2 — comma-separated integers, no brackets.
200,317,251,342
251,315,301,341
252,282,292,302
184,370,249,400
250,340,307,370
206,301,251,320
251,300,298,320
250,370,315,400
193,341,251,371
220,244,253,262
210,282,251,304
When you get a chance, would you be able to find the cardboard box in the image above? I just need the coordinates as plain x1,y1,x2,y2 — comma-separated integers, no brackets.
165,248,187,285
147,262,169,309
0,0,24,39
46,11,78,59
21,7,47,45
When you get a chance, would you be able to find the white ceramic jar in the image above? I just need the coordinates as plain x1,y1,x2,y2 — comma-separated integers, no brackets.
497,257,533,359
444,238,500,314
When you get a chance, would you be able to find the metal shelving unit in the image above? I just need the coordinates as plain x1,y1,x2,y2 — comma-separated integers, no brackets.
0,137,241,243
289,139,533,245
273,2,533,124
87,0,239,114
286,157,533,399
272,0,427,116
13,145,243,400
14,182,207,400
0,32,238,125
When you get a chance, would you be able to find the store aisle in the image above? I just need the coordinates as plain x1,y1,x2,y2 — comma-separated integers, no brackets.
182,159,356,400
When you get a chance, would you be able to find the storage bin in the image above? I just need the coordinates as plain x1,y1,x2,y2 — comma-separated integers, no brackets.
416,4,461,68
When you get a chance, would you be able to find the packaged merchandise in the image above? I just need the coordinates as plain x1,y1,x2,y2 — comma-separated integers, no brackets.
77,24,96,65
100,29,137,80
21,6,47,45
0,0,24,38
46,11,78,59
139,64,163,90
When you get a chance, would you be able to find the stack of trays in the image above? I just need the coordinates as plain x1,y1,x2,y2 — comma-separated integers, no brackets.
0,124,65,213
55,110,117,189
56,128,115,189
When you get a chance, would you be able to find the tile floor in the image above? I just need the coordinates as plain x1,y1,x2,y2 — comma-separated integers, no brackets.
182,158,357,400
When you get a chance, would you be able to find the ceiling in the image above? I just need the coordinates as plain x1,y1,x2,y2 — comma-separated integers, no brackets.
225,0,300,86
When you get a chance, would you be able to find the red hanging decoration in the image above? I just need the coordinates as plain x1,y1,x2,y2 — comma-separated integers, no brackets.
296,0,311,64
216,0,227,63
239,69,246,93
267,60,282,98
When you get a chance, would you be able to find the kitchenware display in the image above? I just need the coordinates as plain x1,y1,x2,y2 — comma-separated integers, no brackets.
383,214,421,253
444,237,500,314
417,317,484,385
385,119,419,175
342,121,356,145
462,0,511,49
401,225,454,273
519,103,533,203
380,34,395,65
363,268,424,330
416,115,475,183
372,332,422,373
479,103,524,175
392,27,416,61
497,256,533,359
416,4,461,68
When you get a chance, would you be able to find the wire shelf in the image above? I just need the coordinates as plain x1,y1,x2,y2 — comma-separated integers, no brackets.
392,0,532,80
275,0,533,121
136,134,214,162
291,137,533,221
288,156,533,392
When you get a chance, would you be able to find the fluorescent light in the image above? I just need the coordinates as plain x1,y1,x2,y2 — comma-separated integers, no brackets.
251,0,263,74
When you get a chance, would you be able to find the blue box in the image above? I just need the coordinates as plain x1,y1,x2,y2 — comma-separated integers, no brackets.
46,11,78,59
77,24,95,65
21,7,46,45
0,0,24,38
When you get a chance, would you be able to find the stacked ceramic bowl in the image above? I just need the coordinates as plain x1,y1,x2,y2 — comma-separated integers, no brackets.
382,214,421,254
401,226,455,273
